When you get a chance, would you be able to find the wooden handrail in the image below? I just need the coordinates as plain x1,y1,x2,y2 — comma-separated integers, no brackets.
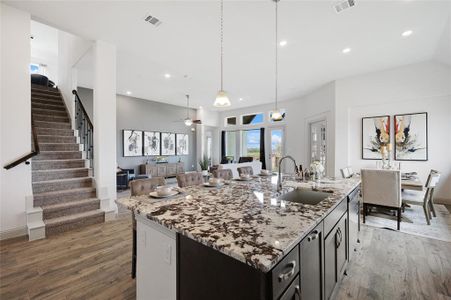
72,90,93,128
4,115,40,170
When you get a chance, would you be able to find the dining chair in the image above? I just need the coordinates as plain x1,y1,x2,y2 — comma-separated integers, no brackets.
237,166,253,176
238,156,253,163
361,169,402,230
176,172,203,187
129,177,166,279
212,169,233,180
402,170,441,225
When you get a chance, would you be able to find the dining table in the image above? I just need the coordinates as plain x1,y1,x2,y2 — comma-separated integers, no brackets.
401,176,424,191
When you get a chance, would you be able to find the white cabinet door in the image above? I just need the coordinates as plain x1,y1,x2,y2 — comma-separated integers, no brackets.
137,215,177,300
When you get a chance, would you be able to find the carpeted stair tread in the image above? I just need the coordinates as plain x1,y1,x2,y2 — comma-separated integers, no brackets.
33,186,96,197
34,121,71,129
32,167,90,181
33,176,93,185
35,128,74,136
32,177,93,194
42,198,100,220
32,98,64,106
33,114,70,123
32,159,86,170
32,108,68,117
39,143,79,151
32,103,66,111
44,209,105,236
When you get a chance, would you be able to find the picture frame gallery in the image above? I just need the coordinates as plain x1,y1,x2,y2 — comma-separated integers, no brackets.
123,130,189,157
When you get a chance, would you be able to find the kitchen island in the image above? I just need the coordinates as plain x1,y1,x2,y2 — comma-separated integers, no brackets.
116,175,360,300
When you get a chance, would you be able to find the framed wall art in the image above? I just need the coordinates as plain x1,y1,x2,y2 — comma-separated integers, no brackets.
361,115,390,160
123,130,143,157
161,132,176,156
176,133,189,155
144,131,161,156
394,112,428,161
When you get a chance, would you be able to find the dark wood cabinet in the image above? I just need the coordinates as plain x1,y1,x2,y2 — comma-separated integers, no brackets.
299,222,324,300
279,275,301,300
324,213,348,300
348,187,360,261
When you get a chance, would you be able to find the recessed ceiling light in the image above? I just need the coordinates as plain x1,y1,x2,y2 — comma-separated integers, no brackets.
199,106,203,109
342,47,351,54
279,40,287,47
126,91,132,95
239,98,243,101
164,73,171,78
402,30,413,37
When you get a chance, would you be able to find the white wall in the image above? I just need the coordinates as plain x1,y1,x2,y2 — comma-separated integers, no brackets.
219,82,336,175
57,31,92,127
0,4,32,239
335,61,451,200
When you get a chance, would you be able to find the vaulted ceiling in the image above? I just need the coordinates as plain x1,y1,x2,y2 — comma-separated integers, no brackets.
7,0,451,110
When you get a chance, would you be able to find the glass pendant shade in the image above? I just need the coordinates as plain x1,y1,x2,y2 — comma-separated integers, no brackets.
271,110,283,121
214,90,231,107
184,118,193,126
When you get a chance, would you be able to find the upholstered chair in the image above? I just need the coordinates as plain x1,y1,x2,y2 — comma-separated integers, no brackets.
402,170,441,225
238,156,253,163
361,169,402,230
130,177,166,196
176,172,203,188
212,169,233,180
237,166,254,176
129,177,166,279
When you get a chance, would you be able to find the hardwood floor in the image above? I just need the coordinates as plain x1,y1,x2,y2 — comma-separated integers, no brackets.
1,215,450,300
336,225,451,300
0,217,135,300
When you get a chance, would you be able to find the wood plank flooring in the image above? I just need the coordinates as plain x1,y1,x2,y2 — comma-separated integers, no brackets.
336,225,451,300
0,217,135,300
1,214,450,299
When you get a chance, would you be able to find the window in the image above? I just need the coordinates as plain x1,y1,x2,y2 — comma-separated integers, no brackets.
225,131,237,160
269,109,286,122
225,116,237,126
241,129,261,161
242,113,264,125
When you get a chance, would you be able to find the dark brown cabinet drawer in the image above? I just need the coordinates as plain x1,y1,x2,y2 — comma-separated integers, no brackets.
271,245,299,299
324,198,347,235
279,275,300,300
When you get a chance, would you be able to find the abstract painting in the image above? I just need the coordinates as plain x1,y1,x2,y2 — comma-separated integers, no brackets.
176,134,189,155
394,112,428,161
161,132,176,156
144,131,160,156
123,130,142,157
362,115,390,160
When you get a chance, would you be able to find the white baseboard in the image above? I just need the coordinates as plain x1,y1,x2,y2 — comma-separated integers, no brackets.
0,226,27,240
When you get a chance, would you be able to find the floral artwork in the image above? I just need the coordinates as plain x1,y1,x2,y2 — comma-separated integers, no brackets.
176,134,189,155
144,131,160,156
161,132,176,156
394,112,428,161
362,116,390,160
123,130,142,157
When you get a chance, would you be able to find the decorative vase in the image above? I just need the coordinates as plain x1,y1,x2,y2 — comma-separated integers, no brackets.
202,170,208,176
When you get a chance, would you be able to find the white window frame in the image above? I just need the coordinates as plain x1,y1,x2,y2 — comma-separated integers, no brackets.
224,116,237,127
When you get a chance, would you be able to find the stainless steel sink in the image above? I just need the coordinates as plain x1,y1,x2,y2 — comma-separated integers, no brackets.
277,189,332,205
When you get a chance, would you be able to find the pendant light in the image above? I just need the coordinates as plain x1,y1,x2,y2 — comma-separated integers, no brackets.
213,0,231,107
184,94,193,126
271,0,283,121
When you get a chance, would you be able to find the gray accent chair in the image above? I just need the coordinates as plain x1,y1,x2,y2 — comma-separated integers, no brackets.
237,166,253,176
212,169,233,180
129,177,166,279
361,169,402,230
176,172,203,188
402,170,441,225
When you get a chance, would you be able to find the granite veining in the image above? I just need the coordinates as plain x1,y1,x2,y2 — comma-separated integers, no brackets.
116,175,360,273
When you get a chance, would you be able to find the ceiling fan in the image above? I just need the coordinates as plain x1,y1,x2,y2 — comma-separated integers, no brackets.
181,94,202,127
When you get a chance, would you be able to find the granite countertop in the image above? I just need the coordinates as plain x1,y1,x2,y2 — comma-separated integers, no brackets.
116,175,360,273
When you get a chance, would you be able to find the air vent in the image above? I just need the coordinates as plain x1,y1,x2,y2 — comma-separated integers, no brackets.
334,0,355,13
144,14,162,27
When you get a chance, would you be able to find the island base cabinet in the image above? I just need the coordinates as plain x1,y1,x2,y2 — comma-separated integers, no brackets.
299,222,324,300
136,216,176,300
279,275,301,300
324,213,348,300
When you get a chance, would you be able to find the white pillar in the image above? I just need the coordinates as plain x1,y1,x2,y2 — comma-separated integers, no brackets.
93,40,117,216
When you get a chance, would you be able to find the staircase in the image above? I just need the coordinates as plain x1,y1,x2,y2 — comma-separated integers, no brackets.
30,84,104,237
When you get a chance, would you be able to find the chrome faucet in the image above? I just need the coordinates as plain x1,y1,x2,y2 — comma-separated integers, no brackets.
277,155,299,192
